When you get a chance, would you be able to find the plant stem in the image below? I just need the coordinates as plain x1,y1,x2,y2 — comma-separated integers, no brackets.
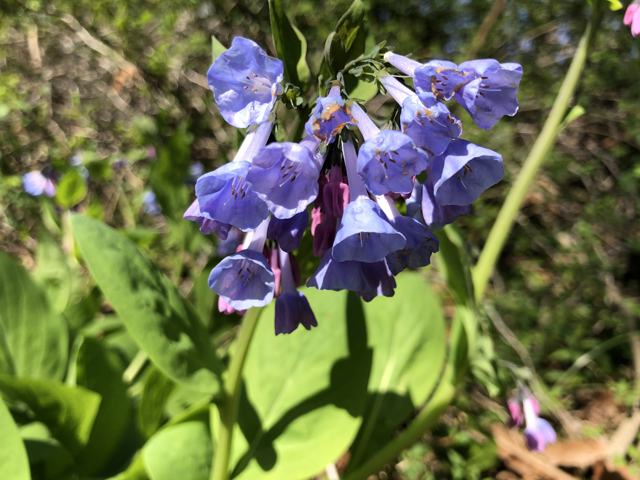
472,0,603,303
342,367,456,480
210,306,263,480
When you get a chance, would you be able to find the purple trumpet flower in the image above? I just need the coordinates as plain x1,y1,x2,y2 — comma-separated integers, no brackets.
184,199,232,240
195,122,272,231
22,171,56,197
207,37,284,128
384,52,522,130
275,247,317,335
377,195,439,275
332,139,406,263
417,176,472,230
380,75,462,158
267,210,309,252
356,259,397,302
307,248,374,293
523,396,556,452
208,218,275,310
431,139,503,206
351,102,428,195
305,85,356,144
246,135,322,219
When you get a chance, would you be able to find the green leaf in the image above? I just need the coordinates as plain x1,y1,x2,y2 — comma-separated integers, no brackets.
73,336,131,475
608,0,623,11
347,271,446,470
335,0,367,62
139,366,176,439
230,288,370,480
143,421,213,480
0,250,69,380
557,105,586,135
70,215,224,395
33,232,76,314
55,169,88,209
0,375,101,455
212,35,227,62
325,32,346,76
268,0,311,91
0,396,31,480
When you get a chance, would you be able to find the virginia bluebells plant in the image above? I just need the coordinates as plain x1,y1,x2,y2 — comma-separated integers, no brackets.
187,35,521,335
507,389,556,452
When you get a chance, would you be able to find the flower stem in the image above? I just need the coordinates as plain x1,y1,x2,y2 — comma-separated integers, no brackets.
210,306,264,480
472,0,603,302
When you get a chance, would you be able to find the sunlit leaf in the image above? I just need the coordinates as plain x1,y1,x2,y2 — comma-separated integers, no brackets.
347,271,447,470
0,251,68,380
0,375,101,455
143,421,213,480
71,215,224,396
0,396,30,480
230,288,369,480
55,169,88,209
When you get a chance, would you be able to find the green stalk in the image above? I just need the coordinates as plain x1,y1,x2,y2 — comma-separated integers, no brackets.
210,306,264,480
473,0,603,302
343,367,456,480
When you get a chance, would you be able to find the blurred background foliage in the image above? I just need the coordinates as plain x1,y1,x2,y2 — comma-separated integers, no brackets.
1,0,640,478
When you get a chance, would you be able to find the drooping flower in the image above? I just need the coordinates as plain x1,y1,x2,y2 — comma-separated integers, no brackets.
380,75,462,158
208,218,275,310
313,212,337,259
275,247,317,335
384,52,522,130
267,210,309,252
419,176,472,230
218,296,245,316
625,2,640,37
305,85,356,144
332,138,406,263
507,397,523,428
184,199,231,240
207,37,284,128
377,195,439,275
307,249,375,292
431,139,504,206
351,102,429,195
523,395,556,452
246,136,322,219
22,171,56,197
356,259,397,302
195,122,272,231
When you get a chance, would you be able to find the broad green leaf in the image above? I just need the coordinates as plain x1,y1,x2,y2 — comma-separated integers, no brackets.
212,35,227,62
347,271,446,470
139,366,176,439
34,232,75,314
107,454,148,480
73,336,131,475
55,169,88,209
0,396,30,480
0,375,101,455
335,0,367,62
143,421,213,480
269,0,311,91
70,215,224,395
231,288,370,480
348,80,379,103
0,250,68,380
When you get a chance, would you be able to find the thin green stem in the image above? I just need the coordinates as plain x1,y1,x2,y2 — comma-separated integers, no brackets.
342,367,456,480
473,0,603,303
210,306,264,480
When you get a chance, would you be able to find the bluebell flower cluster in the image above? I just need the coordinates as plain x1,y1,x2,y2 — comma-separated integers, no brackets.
507,391,556,452
186,36,522,335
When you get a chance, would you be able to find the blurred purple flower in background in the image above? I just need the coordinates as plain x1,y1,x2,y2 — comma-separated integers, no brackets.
22,171,56,197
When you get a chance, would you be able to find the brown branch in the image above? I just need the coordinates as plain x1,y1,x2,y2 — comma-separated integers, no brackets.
468,0,507,58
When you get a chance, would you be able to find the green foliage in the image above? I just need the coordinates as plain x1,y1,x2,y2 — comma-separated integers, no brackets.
143,421,213,480
0,397,31,480
71,214,224,395
268,0,312,92
55,169,88,209
0,251,68,380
